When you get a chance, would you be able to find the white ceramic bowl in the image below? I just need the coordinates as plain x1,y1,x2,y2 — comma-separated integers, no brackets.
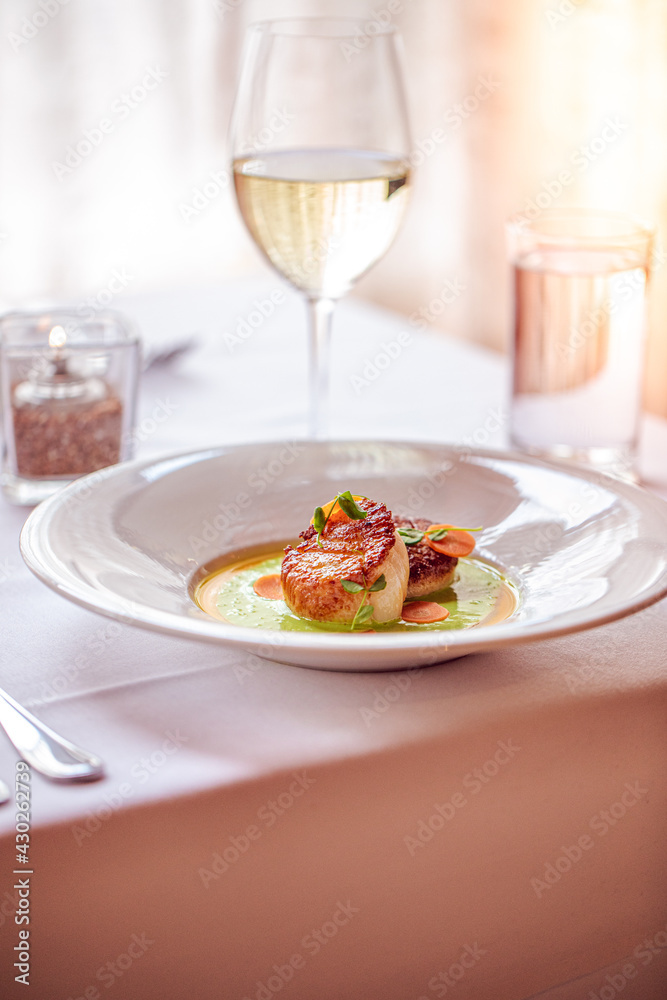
20,440,667,671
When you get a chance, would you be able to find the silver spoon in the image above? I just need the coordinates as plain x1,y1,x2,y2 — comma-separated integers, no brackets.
0,687,104,782
0,778,9,804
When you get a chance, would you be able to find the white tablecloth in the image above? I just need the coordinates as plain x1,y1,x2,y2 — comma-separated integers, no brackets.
0,281,666,1000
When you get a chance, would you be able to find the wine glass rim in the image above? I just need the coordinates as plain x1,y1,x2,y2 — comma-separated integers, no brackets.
507,207,655,244
246,17,398,39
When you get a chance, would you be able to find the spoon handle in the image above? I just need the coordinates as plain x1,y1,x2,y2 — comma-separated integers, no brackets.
0,687,104,782
0,778,9,804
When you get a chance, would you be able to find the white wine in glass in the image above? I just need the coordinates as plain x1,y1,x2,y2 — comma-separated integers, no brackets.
230,19,412,437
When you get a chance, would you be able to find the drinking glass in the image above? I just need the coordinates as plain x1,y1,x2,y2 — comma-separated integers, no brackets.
229,18,412,437
507,208,655,480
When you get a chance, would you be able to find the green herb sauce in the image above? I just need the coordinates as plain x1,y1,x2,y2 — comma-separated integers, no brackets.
209,553,515,633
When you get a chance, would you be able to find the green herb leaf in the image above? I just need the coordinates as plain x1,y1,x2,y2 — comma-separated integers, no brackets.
368,574,387,593
426,525,484,537
397,527,424,545
337,491,368,520
353,604,375,625
341,579,364,594
313,507,326,533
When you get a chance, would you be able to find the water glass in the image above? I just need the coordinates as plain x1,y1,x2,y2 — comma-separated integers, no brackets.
507,208,655,479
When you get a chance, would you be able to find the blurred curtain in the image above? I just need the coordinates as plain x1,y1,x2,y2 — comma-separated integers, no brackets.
1,0,666,415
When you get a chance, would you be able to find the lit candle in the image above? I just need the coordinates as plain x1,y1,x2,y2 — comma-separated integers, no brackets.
14,325,108,406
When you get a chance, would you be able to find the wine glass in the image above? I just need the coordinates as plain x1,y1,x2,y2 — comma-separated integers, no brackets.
229,18,412,437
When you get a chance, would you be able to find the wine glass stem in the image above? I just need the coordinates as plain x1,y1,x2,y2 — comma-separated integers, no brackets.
307,296,335,439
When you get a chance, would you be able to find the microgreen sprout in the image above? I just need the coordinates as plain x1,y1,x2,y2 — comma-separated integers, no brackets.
396,527,423,546
397,525,483,545
313,491,367,547
341,573,387,629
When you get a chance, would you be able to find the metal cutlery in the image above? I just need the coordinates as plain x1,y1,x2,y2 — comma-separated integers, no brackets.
142,333,199,371
0,686,104,783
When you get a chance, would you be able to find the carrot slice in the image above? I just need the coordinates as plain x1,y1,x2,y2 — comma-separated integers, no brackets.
253,574,283,600
401,601,449,624
425,524,476,558
311,495,366,527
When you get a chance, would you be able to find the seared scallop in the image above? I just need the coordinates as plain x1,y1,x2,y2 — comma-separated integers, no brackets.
395,516,458,599
281,497,409,624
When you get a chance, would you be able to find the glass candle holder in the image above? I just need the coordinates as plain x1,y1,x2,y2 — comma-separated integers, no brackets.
0,310,140,505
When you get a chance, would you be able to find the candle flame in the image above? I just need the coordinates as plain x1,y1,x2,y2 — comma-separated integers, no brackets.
48,325,67,350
